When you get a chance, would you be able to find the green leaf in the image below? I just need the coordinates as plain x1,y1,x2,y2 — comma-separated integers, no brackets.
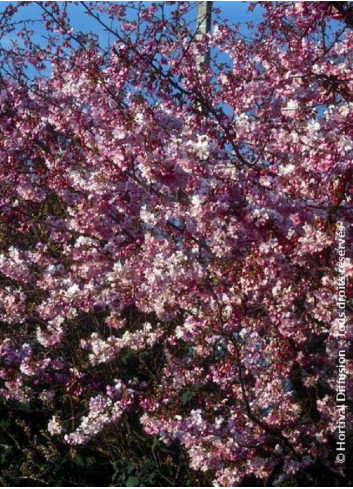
72,453,86,467
181,390,195,406
125,476,139,487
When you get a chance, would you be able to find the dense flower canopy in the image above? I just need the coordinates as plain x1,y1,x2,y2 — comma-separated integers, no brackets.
0,1,352,485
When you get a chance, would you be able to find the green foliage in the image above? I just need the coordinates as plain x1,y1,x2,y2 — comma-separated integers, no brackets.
112,460,159,487
1,399,348,487
0,401,207,487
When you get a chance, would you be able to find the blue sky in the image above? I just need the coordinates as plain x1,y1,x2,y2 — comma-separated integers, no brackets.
0,1,263,46
0,1,264,83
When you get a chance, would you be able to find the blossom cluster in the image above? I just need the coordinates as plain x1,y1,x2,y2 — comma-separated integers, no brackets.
0,2,352,485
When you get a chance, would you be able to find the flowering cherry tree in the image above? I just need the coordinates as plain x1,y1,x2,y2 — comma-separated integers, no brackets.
0,1,352,485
